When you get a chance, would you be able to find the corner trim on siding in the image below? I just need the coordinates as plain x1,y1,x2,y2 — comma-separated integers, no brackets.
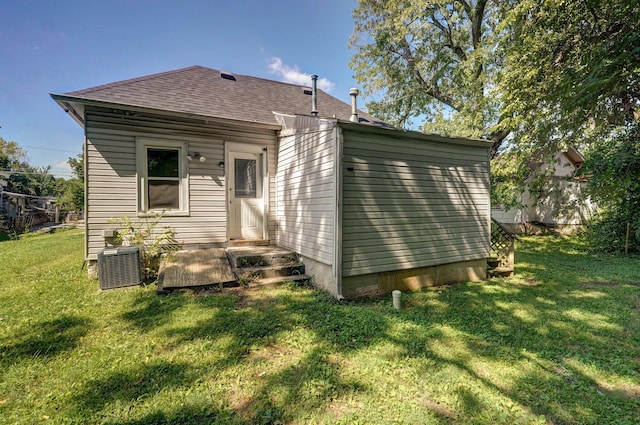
334,125,344,299
83,124,89,261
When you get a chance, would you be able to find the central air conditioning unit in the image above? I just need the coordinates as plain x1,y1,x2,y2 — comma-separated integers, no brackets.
97,246,141,290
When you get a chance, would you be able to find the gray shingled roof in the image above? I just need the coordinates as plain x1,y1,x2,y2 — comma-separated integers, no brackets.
60,65,379,126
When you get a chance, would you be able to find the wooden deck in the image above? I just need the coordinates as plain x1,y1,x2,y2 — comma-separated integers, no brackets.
158,248,235,290
157,245,310,292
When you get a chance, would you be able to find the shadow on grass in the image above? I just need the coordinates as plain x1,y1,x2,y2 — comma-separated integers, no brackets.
242,346,368,424
72,361,195,414
102,407,245,425
0,315,92,366
70,236,639,424
400,258,639,422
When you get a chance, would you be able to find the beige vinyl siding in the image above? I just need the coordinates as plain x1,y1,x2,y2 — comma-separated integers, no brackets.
84,106,277,259
276,127,335,265
341,127,490,277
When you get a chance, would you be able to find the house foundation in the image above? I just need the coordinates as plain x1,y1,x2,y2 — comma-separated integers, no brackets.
341,258,487,299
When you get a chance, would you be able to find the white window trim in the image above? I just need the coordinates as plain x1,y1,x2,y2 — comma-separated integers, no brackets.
136,138,189,216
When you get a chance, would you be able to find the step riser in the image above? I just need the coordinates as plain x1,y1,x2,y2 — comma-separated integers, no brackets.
233,254,300,269
225,246,309,288
250,274,311,288
236,265,306,280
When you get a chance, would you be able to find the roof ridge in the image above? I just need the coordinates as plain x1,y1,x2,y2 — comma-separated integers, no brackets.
67,65,207,95
53,65,382,126
232,72,318,91
68,64,333,96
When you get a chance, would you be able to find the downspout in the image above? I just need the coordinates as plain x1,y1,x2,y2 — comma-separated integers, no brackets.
333,122,344,300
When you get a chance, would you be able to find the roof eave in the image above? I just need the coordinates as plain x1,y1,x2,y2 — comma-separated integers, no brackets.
336,119,494,148
49,93,283,131
50,93,86,128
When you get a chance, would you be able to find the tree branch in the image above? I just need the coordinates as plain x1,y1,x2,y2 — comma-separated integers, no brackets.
430,12,468,62
457,0,473,17
472,0,488,48
404,44,459,109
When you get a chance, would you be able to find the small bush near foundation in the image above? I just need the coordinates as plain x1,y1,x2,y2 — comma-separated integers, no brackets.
110,213,180,281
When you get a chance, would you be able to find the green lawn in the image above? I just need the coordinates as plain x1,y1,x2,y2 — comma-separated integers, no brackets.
1,229,639,424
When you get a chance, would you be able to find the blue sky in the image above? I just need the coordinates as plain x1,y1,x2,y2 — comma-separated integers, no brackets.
0,0,362,177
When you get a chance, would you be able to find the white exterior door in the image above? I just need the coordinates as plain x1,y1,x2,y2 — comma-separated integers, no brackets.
227,150,265,240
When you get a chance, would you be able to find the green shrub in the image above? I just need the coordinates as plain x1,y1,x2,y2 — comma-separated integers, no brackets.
109,213,180,281
585,206,640,253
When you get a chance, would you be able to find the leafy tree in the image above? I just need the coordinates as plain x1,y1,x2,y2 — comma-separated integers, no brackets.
6,164,57,197
0,137,28,171
67,153,84,182
56,154,84,214
495,0,640,249
579,124,640,252
496,0,640,157
349,0,513,152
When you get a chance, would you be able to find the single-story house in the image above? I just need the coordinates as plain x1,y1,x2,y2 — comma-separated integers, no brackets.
51,65,492,298
492,147,595,234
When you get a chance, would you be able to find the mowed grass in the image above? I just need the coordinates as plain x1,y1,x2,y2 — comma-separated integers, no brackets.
1,229,639,424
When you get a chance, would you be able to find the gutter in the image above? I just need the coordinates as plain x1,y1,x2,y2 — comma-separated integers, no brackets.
337,120,494,148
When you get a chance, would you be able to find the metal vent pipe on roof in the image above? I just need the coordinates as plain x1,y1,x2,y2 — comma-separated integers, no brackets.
311,75,318,116
349,88,359,123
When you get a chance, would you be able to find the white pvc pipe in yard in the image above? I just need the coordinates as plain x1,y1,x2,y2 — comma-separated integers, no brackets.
392,290,402,309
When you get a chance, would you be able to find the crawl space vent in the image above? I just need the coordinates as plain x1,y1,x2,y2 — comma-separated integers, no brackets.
97,246,141,290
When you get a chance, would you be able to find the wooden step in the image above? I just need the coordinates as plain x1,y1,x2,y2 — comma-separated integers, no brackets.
236,264,306,281
249,274,311,288
226,239,270,247
226,246,300,268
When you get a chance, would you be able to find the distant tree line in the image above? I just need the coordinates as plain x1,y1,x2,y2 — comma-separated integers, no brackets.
1,137,84,218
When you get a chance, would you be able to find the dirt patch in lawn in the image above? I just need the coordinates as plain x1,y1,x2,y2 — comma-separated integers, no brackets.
519,278,541,286
579,281,640,287
422,398,458,421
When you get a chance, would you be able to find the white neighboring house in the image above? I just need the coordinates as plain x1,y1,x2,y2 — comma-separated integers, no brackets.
492,147,595,234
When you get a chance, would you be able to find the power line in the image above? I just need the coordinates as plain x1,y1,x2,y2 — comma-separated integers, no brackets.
0,168,74,177
21,145,80,154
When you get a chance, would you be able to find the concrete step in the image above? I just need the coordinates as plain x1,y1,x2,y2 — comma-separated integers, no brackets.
226,246,300,268
236,264,306,281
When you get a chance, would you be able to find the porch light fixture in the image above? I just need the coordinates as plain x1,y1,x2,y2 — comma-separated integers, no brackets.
218,161,225,168
187,152,206,162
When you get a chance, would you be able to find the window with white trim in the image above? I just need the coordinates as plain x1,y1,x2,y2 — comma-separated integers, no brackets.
137,139,189,215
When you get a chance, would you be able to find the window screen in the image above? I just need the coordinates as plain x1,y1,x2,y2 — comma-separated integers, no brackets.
147,148,180,209
234,158,257,198
148,148,179,177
